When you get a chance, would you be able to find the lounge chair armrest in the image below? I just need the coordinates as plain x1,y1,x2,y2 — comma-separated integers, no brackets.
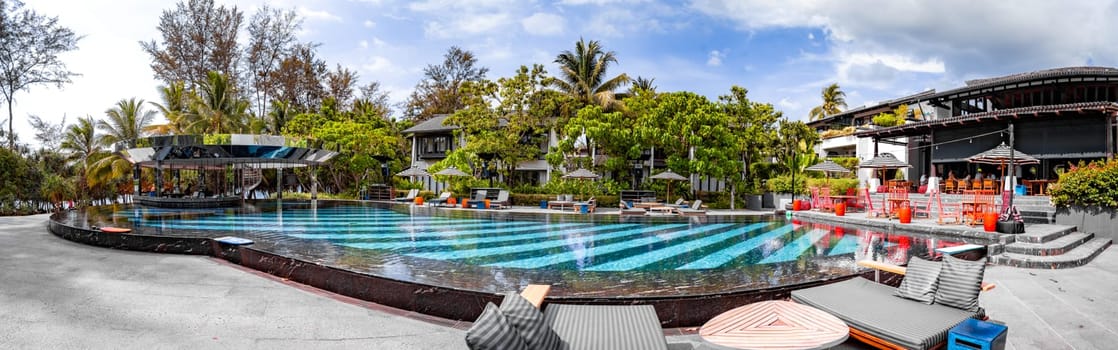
858,260,996,292
520,284,550,308
858,260,907,275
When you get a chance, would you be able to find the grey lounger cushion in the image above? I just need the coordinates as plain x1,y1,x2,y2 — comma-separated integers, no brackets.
544,304,667,350
935,254,986,312
894,256,941,304
466,303,527,350
791,278,976,350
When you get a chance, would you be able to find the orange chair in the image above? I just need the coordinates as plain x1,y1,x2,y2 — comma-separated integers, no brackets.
864,188,887,218
886,188,910,217
944,180,956,194
819,187,833,211
935,192,963,225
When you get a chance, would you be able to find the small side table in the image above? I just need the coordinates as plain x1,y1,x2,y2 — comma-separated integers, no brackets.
948,318,1007,350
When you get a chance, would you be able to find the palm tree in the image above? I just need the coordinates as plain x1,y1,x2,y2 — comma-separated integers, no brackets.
629,76,657,94
809,83,847,121
147,81,191,135
100,98,156,148
189,71,250,134
60,116,100,203
550,38,631,110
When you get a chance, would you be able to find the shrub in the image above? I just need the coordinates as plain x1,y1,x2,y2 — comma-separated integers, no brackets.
805,178,860,195
1048,159,1118,208
767,175,808,195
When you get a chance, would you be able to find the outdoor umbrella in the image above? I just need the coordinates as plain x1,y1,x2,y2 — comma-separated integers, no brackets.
967,142,1039,211
562,168,601,201
858,153,912,188
804,159,851,183
650,169,688,200
434,166,469,177
395,166,430,178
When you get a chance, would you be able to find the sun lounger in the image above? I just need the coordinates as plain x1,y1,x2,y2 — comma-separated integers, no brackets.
619,201,647,216
676,199,706,216
791,257,995,350
491,190,510,209
426,192,453,206
548,194,574,210
465,285,668,350
573,197,596,213
393,189,418,202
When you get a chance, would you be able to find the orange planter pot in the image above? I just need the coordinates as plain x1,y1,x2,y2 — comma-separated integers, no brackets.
835,202,846,216
484,199,491,209
414,196,424,205
984,212,998,232
448,197,457,205
793,200,803,211
898,206,912,224
461,199,469,208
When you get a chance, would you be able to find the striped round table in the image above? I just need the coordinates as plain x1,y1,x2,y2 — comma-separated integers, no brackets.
700,300,848,350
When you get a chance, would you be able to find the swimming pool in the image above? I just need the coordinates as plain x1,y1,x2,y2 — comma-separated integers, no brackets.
64,200,958,298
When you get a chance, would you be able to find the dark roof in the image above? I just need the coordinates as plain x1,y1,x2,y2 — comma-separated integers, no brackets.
401,113,513,135
927,66,1118,101
402,114,455,134
854,101,1118,139
808,89,936,127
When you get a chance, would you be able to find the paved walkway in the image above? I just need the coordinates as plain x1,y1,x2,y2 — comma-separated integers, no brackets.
4,214,1117,349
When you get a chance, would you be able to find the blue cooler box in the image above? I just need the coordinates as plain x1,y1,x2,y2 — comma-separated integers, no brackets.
948,318,1007,350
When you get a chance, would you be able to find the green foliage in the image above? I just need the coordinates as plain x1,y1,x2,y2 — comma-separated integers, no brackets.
872,112,904,127
766,175,808,195
1048,159,1118,208
805,178,860,196
202,134,231,145
269,191,353,200
830,157,860,173
819,126,856,139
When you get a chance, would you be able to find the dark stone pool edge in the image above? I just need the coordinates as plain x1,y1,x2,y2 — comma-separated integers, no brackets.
47,218,860,327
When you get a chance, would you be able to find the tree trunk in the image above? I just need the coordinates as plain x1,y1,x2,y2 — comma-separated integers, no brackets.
7,97,13,149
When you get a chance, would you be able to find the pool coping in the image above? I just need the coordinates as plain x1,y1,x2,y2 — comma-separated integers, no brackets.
47,213,863,328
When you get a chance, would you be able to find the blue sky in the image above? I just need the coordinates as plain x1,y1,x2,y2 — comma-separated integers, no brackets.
14,0,1118,147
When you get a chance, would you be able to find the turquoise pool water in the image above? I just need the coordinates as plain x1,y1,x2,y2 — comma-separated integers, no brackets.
76,201,956,297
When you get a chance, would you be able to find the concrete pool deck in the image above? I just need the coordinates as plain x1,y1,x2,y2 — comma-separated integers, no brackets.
4,213,1117,349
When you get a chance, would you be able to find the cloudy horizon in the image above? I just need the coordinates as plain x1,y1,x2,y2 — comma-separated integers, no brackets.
12,0,1116,147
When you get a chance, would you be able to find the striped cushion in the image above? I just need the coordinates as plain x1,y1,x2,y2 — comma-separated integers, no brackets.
500,292,563,350
545,304,668,350
894,256,942,304
935,255,986,312
465,303,527,350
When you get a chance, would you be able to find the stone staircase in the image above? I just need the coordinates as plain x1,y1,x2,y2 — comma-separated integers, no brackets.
989,224,1112,269
864,193,1110,268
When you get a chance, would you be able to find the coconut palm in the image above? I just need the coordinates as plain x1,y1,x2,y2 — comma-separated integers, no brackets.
629,76,657,94
550,38,630,110
189,71,250,134
147,81,191,135
100,98,156,148
809,83,847,121
60,116,100,202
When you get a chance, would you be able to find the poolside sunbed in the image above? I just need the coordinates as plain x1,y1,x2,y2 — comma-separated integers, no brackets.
619,201,647,216
393,189,418,202
490,190,510,209
676,199,706,216
465,285,668,350
427,192,453,206
791,257,995,350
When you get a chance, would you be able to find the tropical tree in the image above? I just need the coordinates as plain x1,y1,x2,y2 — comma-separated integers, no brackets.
188,71,249,133
147,81,191,135
628,76,657,95
549,38,630,111
100,98,156,148
404,46,489,122
141,0,243,89
60,116,100,203
720,86,781,192
808,83,847,121
0,0,81,149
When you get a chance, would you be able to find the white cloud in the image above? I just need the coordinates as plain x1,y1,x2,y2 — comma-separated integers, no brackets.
363,19,376,28
361,56,395,74
521,12,564,36
424,13,512,39
778,97,801,110
297,6,342,22
707,50,725,67
807,32,814,40
559,0,649,5
359,40,368,48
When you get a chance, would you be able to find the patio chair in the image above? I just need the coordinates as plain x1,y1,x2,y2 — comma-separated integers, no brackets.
673,197,690,208
465,285,668,350
490,190,510,209
393,189,419,202
944,179,956,194
936,192,963,225
819,187,834,211
426,191,453,206
865,188,887,218
886,188,910,217
913,192,933,219
791,257,995,350
472,189,488,202
982,179,996,191
619,201,647,216
810,187,822,210
676,199,706,216
963,190,996,226
844,188,865,212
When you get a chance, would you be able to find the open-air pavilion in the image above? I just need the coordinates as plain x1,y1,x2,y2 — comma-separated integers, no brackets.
116,134,339,208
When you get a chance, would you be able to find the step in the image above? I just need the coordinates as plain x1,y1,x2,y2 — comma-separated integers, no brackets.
1014,224,1078,243
990,238,1112,269
1004,232,1094,256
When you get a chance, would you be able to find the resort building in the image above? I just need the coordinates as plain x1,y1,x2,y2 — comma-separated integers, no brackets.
812,66,1118,192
